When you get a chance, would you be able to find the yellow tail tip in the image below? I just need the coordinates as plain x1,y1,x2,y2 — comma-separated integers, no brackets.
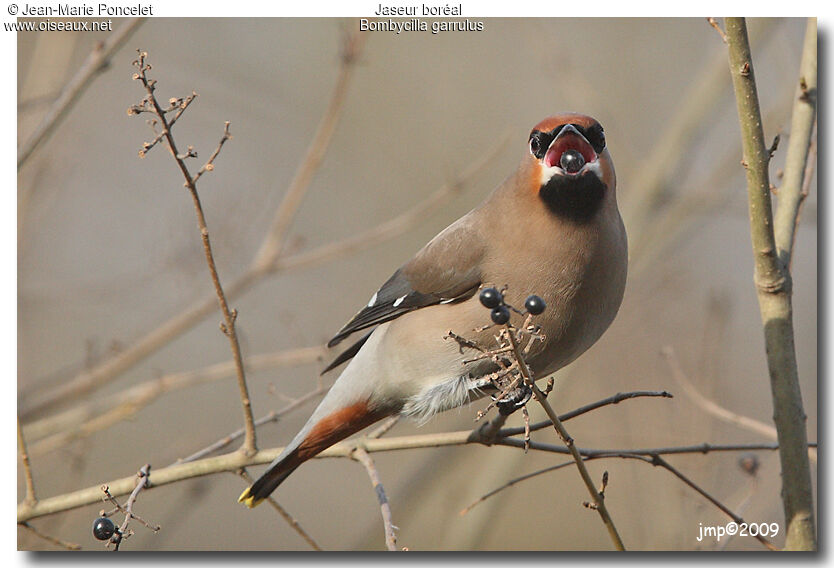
238,488,264,508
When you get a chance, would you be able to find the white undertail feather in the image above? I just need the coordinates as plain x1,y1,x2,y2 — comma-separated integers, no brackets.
401,374,482,424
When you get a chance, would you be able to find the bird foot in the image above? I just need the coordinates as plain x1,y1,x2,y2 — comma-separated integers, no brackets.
494,383,533,416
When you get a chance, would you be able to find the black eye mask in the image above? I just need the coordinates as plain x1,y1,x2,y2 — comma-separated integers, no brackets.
528,123,606,160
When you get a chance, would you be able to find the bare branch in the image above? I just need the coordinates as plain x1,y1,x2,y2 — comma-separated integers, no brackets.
503,326,625,551
17,418,37,506
193,121,232,183
176,383,328,464
707,17,728,43
366,416,401,440
500,390,673,438
102,465,159,550
352,447,399,551
623,19,777,252
131,52,256,456
774,18,818,267
19,522,81,551
236,469,322,550
251,26,369,272
18,18,145,169
647,455,777,551
25,346,325,456
18,430,808,524
15,390,670,523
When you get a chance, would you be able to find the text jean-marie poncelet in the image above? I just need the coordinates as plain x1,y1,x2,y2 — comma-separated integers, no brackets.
19,2,153,16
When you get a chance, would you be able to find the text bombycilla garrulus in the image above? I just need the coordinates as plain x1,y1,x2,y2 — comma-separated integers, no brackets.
239,113,628,507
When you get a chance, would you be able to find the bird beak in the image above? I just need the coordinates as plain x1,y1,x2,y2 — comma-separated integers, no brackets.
542,124,599,174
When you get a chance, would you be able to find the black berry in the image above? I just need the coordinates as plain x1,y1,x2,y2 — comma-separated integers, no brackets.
491,305,510,325
93,517,116,541
560,149,585,173
479,287,503,309
525,295,546,315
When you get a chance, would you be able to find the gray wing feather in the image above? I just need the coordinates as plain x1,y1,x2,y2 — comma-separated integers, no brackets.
326,214,485,349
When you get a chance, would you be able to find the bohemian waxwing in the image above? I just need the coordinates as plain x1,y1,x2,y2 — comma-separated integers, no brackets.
239,113,628,507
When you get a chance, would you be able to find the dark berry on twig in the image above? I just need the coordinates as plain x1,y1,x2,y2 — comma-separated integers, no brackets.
491,305,510,325
479,287,503,309
525,295,546,315
93,517,116,541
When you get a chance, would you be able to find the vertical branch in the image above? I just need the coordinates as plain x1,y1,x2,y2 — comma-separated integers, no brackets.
133,55,257,456
504,328,626,551
773,18,817,267
724,18,816,551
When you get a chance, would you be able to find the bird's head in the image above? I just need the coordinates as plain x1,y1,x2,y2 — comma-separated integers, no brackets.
526,113,615,222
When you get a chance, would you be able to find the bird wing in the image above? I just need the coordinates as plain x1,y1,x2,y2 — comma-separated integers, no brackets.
326,214,485,350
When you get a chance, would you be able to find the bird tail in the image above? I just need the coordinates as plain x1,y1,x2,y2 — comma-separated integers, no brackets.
238,399,386,508
238,459,300,508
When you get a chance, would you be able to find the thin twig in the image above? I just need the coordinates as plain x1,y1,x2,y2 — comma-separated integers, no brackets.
499,390,673,438
236,470,322,550
460,460,575,516
101,486,159,532
272,135,506,274
366,416,401,439
179,412,279,464
352,447,398,551
647,455,777,551
664,344,817,464
176,384,328,464
105,465,159,550
132,52,256,456
193,121,232,184
792,125,817,261
662,347,775,439
17,418,37,506
17,18,145,169
19,522,81,551
707,18,728,44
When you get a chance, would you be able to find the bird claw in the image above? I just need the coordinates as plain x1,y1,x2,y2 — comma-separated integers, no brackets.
494,383,533,416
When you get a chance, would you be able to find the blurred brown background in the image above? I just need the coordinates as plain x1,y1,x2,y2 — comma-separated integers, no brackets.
17,17,816,551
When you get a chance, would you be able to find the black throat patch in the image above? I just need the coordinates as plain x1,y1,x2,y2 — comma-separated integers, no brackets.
539,171,606,223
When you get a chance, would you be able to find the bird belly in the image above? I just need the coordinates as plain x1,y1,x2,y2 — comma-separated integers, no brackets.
368,304,496,422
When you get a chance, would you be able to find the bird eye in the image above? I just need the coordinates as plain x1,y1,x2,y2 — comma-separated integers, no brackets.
529,134,541,156
529,131,550,159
